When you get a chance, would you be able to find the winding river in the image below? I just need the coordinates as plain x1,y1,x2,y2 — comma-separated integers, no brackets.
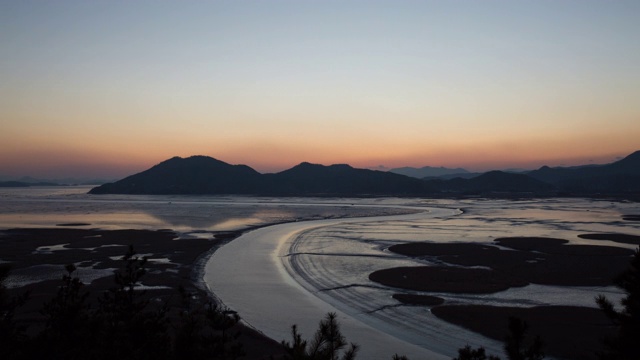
204,209,459,360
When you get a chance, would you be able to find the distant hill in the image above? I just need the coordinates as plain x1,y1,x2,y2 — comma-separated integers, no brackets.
0,176,114,185
427,171,556,195
262,162,431,196
527,151,640,195
0,181,32,188
89,151,640,198
0,181,62,187
389,166,469,179
89,156,262,194
90,156,430,196
428,172,482,180
20,176,116,185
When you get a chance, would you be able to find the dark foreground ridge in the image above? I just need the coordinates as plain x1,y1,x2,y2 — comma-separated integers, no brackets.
89,150,640,198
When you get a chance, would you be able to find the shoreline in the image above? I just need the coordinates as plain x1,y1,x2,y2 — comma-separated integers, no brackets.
205,209,457,360
3,196,637,359
1,204,423,359
0,226,287,359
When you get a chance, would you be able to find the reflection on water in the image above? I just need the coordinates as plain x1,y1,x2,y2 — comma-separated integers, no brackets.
3,188,640,358
281,198,640,357
0,186,416,231
146,208,296,230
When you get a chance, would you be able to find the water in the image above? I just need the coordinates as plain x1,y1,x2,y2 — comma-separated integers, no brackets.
0,186,414,231
2,187,640,358
274,199,640,358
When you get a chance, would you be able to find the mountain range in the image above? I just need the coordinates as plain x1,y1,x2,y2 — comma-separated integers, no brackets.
388,166,470,179
89,151,640,198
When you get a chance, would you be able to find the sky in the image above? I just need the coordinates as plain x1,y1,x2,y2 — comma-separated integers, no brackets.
1,0,639,179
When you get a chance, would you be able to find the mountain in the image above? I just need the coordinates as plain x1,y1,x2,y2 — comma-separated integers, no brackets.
18,176,114,185
89,157,430,196
428,172,482,180
527,151,640,194
263,162,431,196
427,171,555,195
89,151,640,198
389,166,469,179
0,181,62,187
89,156,261,194
0,181,32,187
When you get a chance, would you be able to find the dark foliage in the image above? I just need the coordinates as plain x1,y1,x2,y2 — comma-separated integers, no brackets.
453,345,500,360
0,265,30,360
1,246,243,360
36,264,92,360
173,286,243,360
282,312,358,360
596,247,640,360
503,317,544,360
453,317,544,360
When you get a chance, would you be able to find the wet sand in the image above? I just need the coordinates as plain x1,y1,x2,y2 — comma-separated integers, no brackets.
368,235,636,359
3,229,626,359
205,212,452,360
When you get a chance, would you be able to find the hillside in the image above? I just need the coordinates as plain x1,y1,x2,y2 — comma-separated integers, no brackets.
428,171,556,195
89,156,262,194
527,151,640,194
89,157,431,196
89,151,640,198
389,166,469,179
263,162,431,196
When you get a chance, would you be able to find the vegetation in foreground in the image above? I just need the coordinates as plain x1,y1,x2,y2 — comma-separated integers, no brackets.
1,246,243,360
2,247,639,360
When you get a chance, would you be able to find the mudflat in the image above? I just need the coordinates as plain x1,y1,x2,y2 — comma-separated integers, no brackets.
0,227,284,359
368,235,637,359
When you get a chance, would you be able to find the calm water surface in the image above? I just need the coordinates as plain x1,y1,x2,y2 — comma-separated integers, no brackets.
2,187,640,358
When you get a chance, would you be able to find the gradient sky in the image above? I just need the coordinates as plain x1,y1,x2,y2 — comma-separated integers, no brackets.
1,1,639,179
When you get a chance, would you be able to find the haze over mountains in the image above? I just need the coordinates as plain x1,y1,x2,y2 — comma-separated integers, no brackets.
0,176,116,187
388,166,470,179
88,150,640,199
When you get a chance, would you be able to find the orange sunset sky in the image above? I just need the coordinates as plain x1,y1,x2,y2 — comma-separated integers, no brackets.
1,1,639,179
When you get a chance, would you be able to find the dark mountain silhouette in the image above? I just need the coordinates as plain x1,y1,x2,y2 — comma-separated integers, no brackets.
389,166,469,179
0,181,32,187
17,176,116,185
89,156,262,194
427,171,555,195
262,162,431,196
89,157,430,196
89,150,640,198
527,151,640,194
0,181,61,187
427,172,482,180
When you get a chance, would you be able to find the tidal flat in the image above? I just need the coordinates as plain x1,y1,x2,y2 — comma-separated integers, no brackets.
2,186,640,359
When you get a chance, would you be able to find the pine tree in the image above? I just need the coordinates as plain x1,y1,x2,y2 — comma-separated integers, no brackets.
596,247,640,360
282,312,358,360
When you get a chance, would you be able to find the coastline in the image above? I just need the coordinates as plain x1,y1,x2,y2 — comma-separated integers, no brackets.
0,201,423,359
3,194,639,359
0,226,287,359
205,209,455,360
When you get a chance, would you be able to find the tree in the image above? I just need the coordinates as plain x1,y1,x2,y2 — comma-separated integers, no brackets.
1,245,252,360
37,264,92,359
0,265,29,360
503,317,544,360
282,312,358,360
453,345,500,360
596,247,640,360
173,286,244,360
94,245,171,360
453,317,543,360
